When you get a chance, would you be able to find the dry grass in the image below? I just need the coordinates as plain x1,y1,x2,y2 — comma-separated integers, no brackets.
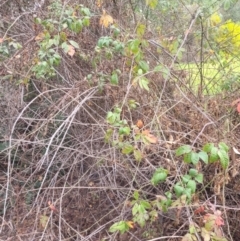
1,1,240,241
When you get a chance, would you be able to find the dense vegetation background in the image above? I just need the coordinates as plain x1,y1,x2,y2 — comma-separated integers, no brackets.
1,0,240,240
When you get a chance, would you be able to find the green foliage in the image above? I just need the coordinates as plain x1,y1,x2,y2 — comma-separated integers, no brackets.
151,168,168,185
176,142,229,169
109,221,131,234
32,2,91,79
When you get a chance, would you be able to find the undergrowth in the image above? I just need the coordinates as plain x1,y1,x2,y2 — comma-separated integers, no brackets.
1,0,240,241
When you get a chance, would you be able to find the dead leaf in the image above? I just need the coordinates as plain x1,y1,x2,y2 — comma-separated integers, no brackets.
67,45,75,57
40,215,49,228
126,221,134,229
99,10,113,28
48,201,58,212
142,129,158,144
194,205,205,215
136,119,144,129
35,32,45,41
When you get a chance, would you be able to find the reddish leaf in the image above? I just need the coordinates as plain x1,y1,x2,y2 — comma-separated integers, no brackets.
142,129,158,144
48,201,58,212
136,119,144,129
194,205,205,215
237,103,240,113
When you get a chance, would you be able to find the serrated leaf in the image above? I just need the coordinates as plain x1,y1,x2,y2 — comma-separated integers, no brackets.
122,144,134,154
203,143,214,153
174,185,184,197
138,77,149,91
183,188,192,199
132,203,139,215
218,149,229,169
134,149,143,162
119,126,130,135
138,60,149,73
182,174,191,183
195,173,203,184
198,151,208,164
189,168,198,177
176,145,192,156
218,142,229,152
151,171,167,185
140,200,151,209
184,152,192,163
133,190,139,200
187,180,196,193
209,147,219,163
69,40,79,49
142,129,158,144
191,152,199,165
109,221,129,234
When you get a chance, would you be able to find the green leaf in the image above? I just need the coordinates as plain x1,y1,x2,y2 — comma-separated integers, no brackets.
138,77,149,91
174,185,184,197
195,173,203,184
203,143,214,153
136,24,146,37
183,188,192,199
198,151,208,164
104,128,113,142
111,72,119,85
138,60,149,73
80,7,91,16
69,40,79,49
106,111,116,124
182,174,191,184
151,171,167,185
218,142,229,152
140,200,151,209
82,16,90,26
132,203,139,215
154,65,162,72
191,152,199,165
109,221,129,234
187,180,196,193
209,147,219,163
122,143,134,154
176,145,192,156
184,152,192,164
133,212,149,227
119,126,130,135
133,191,139,200
61,42,69,53
218,149,229,169
134,149,143,162
189,168,198,178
